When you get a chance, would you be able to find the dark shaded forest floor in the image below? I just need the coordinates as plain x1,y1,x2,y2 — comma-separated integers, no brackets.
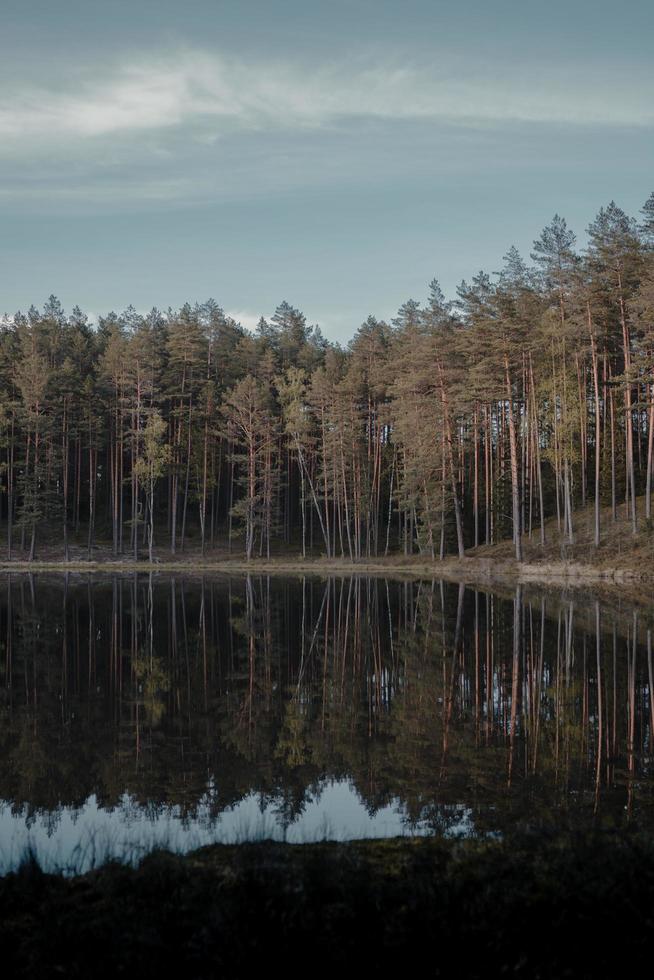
3,832,654,978
1,495,654,595
468,493,654,573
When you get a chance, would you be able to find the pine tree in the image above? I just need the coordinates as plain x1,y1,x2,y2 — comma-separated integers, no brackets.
221,376,279,559
134,410,170,562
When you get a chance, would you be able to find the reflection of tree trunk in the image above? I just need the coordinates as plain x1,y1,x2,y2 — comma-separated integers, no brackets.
531,598,545,774
199,578,208,711
474,590,480,745
441,583,465,777
508,585,521,785
485,593,493,744
647,630,654,759
5,576,12,687
627,613,637,815
594,602,603,810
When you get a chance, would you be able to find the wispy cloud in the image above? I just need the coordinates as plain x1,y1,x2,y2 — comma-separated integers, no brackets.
1,47,651,216
226,309,262,332
1,48,652,149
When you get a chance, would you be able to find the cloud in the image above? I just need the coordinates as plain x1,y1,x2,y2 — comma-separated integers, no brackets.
1,48,652,150
2,47,651,215
226,309,262,332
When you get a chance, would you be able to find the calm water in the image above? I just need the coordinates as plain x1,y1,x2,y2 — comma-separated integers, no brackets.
0,572,653,872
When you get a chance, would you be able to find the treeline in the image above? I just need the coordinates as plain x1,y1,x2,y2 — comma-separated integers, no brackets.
2,194,654,561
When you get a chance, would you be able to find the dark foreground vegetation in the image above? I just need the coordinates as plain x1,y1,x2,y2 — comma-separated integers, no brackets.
2,833,654,978
2,195,654,566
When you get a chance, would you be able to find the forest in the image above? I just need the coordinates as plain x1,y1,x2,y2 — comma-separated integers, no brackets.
2,194,654,562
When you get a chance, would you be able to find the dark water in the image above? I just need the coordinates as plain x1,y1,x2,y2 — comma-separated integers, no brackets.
0,572,653,872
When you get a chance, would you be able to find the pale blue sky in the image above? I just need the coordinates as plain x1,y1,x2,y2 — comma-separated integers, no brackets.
1,0,653,339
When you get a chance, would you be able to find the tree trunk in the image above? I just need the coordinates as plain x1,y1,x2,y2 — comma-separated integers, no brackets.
646,383,654,522
437,362,465,559
587,304,602,547
504,354,523,562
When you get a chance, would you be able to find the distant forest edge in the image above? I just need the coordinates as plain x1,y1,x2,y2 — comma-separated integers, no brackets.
2,194,654,562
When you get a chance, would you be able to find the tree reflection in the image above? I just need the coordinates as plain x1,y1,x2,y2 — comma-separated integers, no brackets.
0,572,653,836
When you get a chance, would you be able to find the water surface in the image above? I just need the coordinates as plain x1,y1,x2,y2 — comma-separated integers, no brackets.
1,573,652,872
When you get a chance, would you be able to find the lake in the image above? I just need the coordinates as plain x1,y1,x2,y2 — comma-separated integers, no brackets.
0,572,652,872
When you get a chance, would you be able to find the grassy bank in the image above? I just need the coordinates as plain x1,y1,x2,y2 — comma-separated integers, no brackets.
3,832,654,977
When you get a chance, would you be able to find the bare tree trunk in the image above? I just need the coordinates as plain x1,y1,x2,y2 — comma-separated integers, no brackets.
529,355,545,547
384,451,395,557
29,424,39,562
608,370,617,522
473,405,479,548
617,281,637,534
7,414,14,560
646,382,654,522
437,362,465,559
588,303,602,547
200,410,209,555
87,439,96,559
180,401,193,551
504,354,523,562
62,399,69,561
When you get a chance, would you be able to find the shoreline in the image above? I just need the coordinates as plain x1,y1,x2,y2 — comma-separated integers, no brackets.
0,553,651,592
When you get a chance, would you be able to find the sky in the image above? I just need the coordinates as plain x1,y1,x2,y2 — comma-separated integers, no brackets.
1,0,653,341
